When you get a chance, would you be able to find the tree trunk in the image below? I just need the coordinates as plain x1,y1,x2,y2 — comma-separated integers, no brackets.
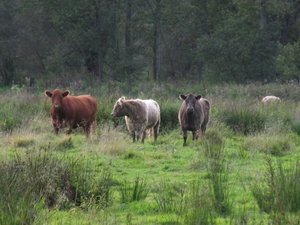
125,0,132,92
197,62,203,84
156,0,161,83
152,0,161,82
153,24,157,81
259,1,267,29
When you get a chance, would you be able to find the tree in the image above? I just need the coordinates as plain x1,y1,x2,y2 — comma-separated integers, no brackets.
0,0,19,86
26,0,120,86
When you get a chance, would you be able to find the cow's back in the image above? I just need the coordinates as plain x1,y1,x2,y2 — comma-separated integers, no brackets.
262,96,281,104
62,95,97,124
199,98,210,128
144,100,160,128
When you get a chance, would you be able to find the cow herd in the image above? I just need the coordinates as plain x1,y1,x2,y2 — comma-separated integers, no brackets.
45,89,281,146
45,89,212,146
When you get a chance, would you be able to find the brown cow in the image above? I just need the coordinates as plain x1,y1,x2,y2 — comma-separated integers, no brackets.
178,94,210,146
111,96,160,143
45,89,97,138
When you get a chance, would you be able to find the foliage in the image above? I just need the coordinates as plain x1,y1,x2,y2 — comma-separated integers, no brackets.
251,157,300,220
276,41,300,81
1,0,300,88
77,168,115,209
242,135,294,156
159,99,179,133
0,148,78,224
184,181,216,225
152,180,186,214
221,106,267,135
203,130,232,216
1,83,300,224
120,176,149,203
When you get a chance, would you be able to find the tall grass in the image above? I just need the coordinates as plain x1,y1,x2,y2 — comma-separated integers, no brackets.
242,134,294,156
0,147,116,224
203,130,232,216
0,91,49,133
0,148,77,224
120,176,149,203
2,83,300,224
159,99,180,133
251,157,300,223
184,181,216,225
221,106,267,135
152,180,186,214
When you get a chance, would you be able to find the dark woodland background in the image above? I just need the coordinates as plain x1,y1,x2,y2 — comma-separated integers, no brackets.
1,0,300,90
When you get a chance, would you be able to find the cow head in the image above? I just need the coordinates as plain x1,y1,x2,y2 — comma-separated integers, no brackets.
45,89,70,110
111,96,125,117
179,94,202,114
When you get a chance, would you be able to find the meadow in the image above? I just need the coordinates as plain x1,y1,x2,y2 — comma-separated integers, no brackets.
1,82,300,225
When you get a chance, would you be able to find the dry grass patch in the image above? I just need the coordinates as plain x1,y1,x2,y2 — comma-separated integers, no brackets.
12,134,35,148
242,134,295,156
95,125,131,155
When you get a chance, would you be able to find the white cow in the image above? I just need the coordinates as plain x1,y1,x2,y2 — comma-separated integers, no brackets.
262,96,281,104
111,97,160,143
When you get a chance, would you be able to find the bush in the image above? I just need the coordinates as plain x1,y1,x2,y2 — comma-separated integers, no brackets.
152,180,187,214
120,176,149,203
221,107,266,135
77,168,115,209
159,99,179,133
0,148,80,224
184,181,216,225
242,135,294,156
251,157,300,216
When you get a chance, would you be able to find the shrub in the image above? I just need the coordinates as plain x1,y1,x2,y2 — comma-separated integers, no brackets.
221,107,266,135
120,176,149,203
202,131,232,216
78,168,115,209
184,181,216,225
202,130,225,160
0,148,80,224
242,135,294,156
152,180,186,214
159,99,180,133
251,157,300,216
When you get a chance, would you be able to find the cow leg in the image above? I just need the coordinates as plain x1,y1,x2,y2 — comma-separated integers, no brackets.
91,121,97,135
153,123,159,141
66,124,73,135
135,130,143,141
83,125,90,138
54,127,59,135
141,130,147,143
148,128,153,138
201,125,207,136
193,130,199,141
183,130,188,146
130,130,136,142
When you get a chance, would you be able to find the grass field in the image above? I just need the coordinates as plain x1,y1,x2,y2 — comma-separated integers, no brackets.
1,82,300,224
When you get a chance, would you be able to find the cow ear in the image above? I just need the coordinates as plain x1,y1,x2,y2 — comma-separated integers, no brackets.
45,91,52,98
62,90,70,97
179,94,186,100
196,95,202,100
119,96,125,103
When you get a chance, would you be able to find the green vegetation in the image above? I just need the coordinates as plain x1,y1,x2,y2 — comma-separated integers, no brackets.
1,82,300,224
2,1,300,89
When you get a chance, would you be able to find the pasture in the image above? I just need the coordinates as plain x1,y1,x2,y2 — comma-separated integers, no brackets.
1,82,300,224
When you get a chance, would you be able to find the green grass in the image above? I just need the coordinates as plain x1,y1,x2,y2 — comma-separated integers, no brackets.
2,83,300,224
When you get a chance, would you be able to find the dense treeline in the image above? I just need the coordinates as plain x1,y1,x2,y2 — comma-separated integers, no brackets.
1,0,300,89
